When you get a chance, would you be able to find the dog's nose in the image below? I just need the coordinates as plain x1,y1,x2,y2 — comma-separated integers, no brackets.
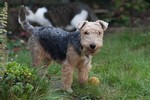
90,44,96,49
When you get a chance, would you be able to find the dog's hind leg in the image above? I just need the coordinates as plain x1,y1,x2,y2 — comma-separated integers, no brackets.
28,36,51,76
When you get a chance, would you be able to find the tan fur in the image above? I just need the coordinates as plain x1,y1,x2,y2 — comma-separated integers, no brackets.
28,35,51,75
77,55,92,84
79,21,104,55
28,20,108,93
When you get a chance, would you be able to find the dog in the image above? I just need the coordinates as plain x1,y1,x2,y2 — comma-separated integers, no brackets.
25,2,98,31
18,5,108,93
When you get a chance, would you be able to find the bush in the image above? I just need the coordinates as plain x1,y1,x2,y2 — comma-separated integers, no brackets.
0,61,36,100
112,0,149,26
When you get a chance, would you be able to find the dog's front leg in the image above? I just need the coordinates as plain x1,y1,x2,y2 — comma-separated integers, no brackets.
61,62,74,93
77,56,92,84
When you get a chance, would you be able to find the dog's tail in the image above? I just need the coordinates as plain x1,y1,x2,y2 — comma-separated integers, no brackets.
18,5,34,33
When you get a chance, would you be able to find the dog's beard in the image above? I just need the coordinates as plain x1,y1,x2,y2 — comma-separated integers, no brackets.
82,47,98,56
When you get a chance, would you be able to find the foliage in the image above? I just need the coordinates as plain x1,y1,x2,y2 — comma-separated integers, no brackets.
0,60,53,100
112,0,149,26
0,61,36,100
0,2,8,65
7,39,25,58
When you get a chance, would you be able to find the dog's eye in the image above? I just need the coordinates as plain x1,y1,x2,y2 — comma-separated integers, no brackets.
84,32,89,35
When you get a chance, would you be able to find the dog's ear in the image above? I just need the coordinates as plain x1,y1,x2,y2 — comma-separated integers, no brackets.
96,20,108,31
77,21,88,30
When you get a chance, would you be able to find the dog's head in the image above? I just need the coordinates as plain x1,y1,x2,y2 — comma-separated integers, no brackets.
77,20,108,55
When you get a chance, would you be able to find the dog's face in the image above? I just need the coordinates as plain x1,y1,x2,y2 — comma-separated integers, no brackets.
78,20,108,55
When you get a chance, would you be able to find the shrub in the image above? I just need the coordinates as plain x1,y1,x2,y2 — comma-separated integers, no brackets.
0,61,36,100
112,0,149,26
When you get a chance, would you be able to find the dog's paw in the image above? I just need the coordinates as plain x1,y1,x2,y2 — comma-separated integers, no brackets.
61,86,73,93
65,88,73,93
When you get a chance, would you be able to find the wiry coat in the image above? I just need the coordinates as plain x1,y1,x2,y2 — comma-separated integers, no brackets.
33,26,82,61
19,6,108,93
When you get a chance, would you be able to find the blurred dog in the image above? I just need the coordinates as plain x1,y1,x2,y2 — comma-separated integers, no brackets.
25,2,98,31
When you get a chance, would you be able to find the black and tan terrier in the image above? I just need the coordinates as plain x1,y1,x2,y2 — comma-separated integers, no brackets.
18,6,108,93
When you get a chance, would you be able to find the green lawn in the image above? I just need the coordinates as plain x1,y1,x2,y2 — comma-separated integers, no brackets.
9,28,150,99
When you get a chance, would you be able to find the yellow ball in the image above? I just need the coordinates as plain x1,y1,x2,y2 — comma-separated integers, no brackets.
88,77,100,86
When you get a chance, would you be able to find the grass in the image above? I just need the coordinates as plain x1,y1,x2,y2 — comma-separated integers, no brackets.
9,28,150,99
